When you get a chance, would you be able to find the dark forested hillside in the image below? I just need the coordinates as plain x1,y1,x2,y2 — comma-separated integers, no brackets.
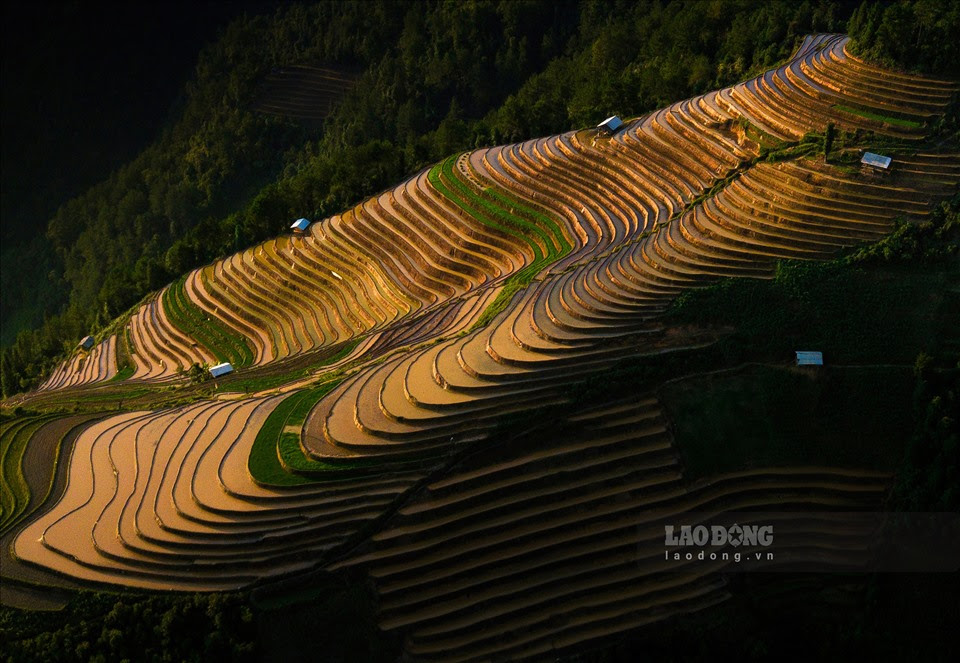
847,0,960,76
2,0,956,397
0,2,259,343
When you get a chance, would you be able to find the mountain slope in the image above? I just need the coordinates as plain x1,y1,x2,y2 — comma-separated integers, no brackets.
2,31,958,661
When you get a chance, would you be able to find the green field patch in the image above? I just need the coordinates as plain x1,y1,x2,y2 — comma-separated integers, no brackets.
832,104,923,129
163,276,254,367
214,370,311,395
744,121,785,149
248,380,377,486
112,326,136,379
68,387,156,404
248,390,317,486
277,380,384,475
661,364,914,481
471,277,528,330
215,339,359,394
110,365,136,382
0,415,59,532
429,154,572,329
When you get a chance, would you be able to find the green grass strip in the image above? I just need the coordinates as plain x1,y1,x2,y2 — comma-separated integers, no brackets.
248,380,376,486
215,339,359,394
64,387,156,405
429,154,573,328
114,326,135,375
832,104,923,129
163,276,254,367
0,420,29,526
0,416,57,532
214,371,310,394
275,381,361,473
470,276,530,330
432,155,554,262
248,391,317,486
110,365,136,382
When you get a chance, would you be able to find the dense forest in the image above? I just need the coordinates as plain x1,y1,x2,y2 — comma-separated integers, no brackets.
2,0,957,397
847,0,960,75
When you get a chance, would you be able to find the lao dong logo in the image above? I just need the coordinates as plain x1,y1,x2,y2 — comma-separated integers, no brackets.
664,523,774,564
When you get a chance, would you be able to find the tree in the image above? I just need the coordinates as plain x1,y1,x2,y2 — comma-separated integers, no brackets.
1,349,16,398
824,122,836,162
184,362,211,384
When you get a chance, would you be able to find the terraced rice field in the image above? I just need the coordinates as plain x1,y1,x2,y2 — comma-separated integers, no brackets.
251,64,357,123
6,33,959,659
1,416,58,532
0,413,109,608
37,336,117,391
13,398,426,591
334,398,890,661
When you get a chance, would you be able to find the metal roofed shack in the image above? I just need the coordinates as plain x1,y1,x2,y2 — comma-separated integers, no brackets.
209,362,234,378
78,336,95,350
795,351,823,366
861,152,892,172
291,218,311,232
597,115,623,135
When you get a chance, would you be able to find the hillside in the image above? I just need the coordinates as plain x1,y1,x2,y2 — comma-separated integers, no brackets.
25,34,959,391
2,25,959,661
3,0,860,394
